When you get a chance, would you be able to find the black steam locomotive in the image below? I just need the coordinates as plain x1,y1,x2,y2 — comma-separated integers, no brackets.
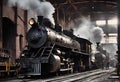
94,43,109,69
19,16,92,76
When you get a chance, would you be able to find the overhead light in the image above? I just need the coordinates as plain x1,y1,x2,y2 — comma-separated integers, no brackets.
108,18,118,25
96,20,106,26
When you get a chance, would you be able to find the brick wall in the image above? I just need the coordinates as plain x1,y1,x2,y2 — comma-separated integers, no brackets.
2,0,27,63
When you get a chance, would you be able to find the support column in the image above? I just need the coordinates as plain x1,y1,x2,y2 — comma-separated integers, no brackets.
0,0,2,48
117,0,120,77
23,10,27,47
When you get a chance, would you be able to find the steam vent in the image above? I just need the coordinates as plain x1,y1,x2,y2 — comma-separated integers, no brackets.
0,0,119,82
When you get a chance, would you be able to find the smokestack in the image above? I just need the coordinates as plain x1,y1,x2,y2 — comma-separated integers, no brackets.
37,16,43,25
96,42,100,47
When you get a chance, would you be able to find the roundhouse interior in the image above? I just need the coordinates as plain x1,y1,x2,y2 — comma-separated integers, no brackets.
0,0,118,77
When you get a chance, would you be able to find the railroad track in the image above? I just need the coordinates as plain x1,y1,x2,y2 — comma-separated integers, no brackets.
1,68,115,82
41,68,115,82
74,70,113,82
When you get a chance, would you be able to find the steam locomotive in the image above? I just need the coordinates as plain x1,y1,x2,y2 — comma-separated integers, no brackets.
19,16,92,76
94,43,109,69
91,43,109,69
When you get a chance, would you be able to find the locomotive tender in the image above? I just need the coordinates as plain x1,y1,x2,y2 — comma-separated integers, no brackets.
19,16,92,76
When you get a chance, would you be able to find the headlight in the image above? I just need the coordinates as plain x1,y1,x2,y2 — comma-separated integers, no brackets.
21,54,25,57
29,18,36,25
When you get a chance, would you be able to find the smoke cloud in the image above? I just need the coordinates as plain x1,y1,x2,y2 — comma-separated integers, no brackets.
8,0,55,25
102,43,117,66
102,43,117,55
73,17,104,44
92,26,104,43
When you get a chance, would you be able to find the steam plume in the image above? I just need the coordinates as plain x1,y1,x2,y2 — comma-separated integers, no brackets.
92,26,104,43
73,17,93,40
102,43,117,66
8,0,55,25
102,43,117,55
73,17,104,43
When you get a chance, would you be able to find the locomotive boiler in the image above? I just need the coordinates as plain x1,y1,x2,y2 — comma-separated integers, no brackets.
19,16,91,76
